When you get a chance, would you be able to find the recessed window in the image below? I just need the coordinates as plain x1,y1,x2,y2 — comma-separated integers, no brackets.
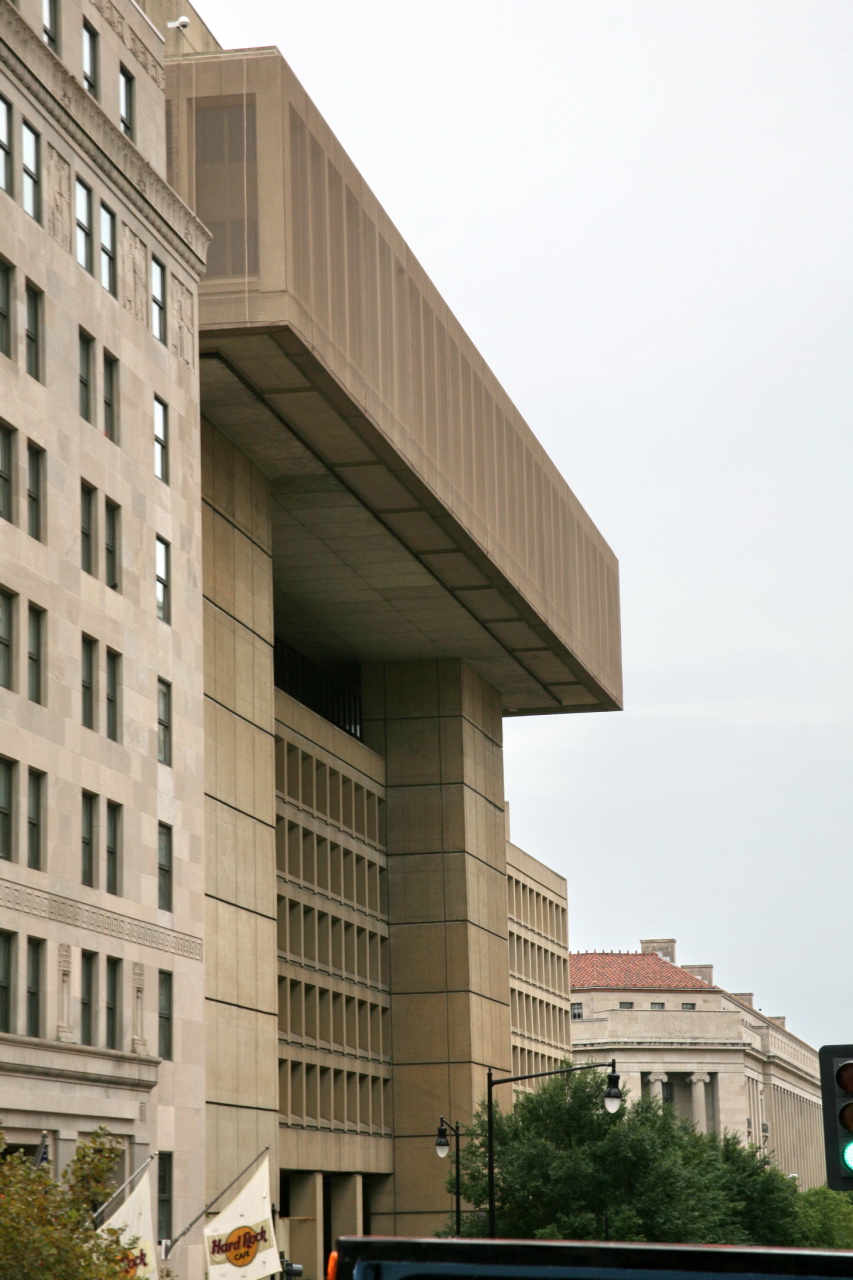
26,937,43,1036
0,97,11,194
155,536,170,622
25,285,42,380
0,425,11,520
119,67,135,140
81,790,97,885
158,970,172,1059
0,758,12,861
75,179,92,272
619,1001,634,1010
106,649,120,741
570,1002,583,1021
106,800,121,894
82,22,99,98
79,331,94,420
100,204,116,294
81,635,96,729
26,442,43,538
103,353,118,441
153,397,168,481
27,769,43,869
158,1152,173,1240
81,950,96,1044
0,932,13,1032
0,260,11,357
28,606,44,703
42,0,58,50
0,591,11,689
151,257,166,342
106,956,121,1047
157,678,172,765
681,1002,696,1012
22,124,40,222
105,500,119,589
651,1001,665,1011
158,822,172,911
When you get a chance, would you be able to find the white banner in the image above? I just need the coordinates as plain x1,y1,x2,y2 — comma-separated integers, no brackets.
100,1167,159,1279
203,1156,281,1279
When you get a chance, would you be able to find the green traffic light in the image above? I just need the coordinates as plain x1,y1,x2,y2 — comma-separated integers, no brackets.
843,1141,853,1174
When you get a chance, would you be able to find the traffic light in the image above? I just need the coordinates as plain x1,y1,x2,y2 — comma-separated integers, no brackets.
819,1044,853,1190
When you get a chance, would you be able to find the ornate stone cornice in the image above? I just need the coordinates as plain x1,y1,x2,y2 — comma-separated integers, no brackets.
0,0,209,275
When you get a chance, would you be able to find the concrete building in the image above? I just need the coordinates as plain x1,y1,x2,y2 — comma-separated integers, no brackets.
0,0,619,1274
569,939,824,1189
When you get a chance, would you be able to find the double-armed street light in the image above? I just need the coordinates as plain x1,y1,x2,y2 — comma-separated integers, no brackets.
435,1116,462,1236
486,1059,622,1238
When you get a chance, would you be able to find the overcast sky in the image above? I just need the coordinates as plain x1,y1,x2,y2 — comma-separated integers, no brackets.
193,0,853,1048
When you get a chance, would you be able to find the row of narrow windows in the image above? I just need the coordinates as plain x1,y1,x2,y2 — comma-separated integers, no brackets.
279,978,389,1061
509,929,569,995
510,987,569,1050
280,1058,391,1133
276,820,385,916
276,739,383,846
277,897,389,990
510,1045,568,1082
507,875,567,946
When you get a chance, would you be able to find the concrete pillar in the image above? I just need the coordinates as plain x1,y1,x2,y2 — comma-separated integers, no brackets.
330,1173,363,1240
648,1072,668,1104
688,1073,710,1134
290,1172,324,1280
362,659,510,1237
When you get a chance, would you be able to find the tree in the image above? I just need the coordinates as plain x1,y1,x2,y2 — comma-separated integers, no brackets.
449,1065,838,1247
795,1186,853,1249
0,1127,140,1280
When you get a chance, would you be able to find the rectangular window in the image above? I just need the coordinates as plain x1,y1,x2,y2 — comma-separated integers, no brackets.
103,353,118,441
0,932,12,1032
81,635,96,729
570,1002,583,1021
0,758,12,861
81,790,96,886
26,937,43,1036
158,823,172,911
105,500,119,589
151,258,166,342
42,0,58,49
82,22,99,97
0,424,11,519
27,443,43,537
0,260,10,357
99,204,115,294
0,590,11,689
0,96,11,194
79,331,94,420
157,1152,173,1241
155,536,170,622
22,124,40,222
81,949,96,1044
28,605,43,703
158,970,172,1059
106,801,120,895
81,482,95,572
75,179,92,272
681,1002,697,1012
119,67,135,140
106,649,120,741
157,679,171,765
25,285,41,380
619,1002,634,1010
153,397,168,481
27,770,42,870
651,1002,665,1011
106,956,121,1048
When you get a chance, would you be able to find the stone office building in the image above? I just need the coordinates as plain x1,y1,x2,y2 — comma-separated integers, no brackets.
0,0,621,1274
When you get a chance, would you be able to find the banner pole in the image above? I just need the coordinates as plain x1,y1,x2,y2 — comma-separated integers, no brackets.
165,1144,271,1258
94,1149,159,1227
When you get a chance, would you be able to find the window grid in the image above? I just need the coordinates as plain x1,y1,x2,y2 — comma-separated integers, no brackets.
75,179,92,272
106,801,120,895
81,791,96,886
151,258,166,341
81,635,96,729
157,679,172,765
105,500,119,589
26,937,42,1036
0,261,10,356
106,956,121,1048
158,970,172,1059
119,67,135,139
153,397,168,481
27,769,42,870
0,758,12,860
103,353,118,441
155,536,170,622
0,932,12,1032
0,425,10,519
106,649,120,741
81,950,96,1044
81,483,95,573
26,443,43,539
28,606,43,702
25,286,41,380
157,1152,173,1241
79,331,94,420
0,591,11,690
22,124,40,221
158,823,172,911
82,22,99,97
0,97,11,194
100,204,116,294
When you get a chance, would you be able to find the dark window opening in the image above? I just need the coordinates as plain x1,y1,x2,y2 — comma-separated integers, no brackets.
274,639,361,739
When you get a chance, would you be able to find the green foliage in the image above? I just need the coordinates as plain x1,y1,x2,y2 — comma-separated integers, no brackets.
448,1065,853,1249
0,1127,163,1280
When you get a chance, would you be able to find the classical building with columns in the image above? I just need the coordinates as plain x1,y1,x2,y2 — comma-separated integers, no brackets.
569,939,824,1189
0,0,617,1275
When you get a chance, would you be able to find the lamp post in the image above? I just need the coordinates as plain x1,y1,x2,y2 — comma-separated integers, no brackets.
435,1116,462,1236
486,1059,622,1238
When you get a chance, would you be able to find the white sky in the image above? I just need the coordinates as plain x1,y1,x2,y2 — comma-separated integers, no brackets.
192,0,853,1048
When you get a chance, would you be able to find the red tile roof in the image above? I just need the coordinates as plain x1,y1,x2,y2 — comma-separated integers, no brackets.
569,951,716,991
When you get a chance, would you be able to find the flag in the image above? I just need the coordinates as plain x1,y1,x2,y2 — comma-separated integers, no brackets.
203,1156,281,1279
100,1167,159,1279
33,1131,49,1169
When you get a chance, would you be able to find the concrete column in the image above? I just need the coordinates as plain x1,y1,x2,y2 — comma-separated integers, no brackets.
330,1173,363,1241
688,1073,711,1134
362,659,510,1237
290,1172,324,1280
648,1072,668,1104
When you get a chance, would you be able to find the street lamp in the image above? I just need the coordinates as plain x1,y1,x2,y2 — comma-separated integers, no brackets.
486,1059,622,1238
435,1116,462,1236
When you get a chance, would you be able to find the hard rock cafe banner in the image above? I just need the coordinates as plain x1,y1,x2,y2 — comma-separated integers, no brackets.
203,1156,281,1279
100,1167,159,1279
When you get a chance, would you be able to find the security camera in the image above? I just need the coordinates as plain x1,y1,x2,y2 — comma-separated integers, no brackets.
167,15,190,29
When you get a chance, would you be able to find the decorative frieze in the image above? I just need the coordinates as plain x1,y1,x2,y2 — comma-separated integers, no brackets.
0,878,203,961
122,222,148,322
170,272,194,366
46,142,72,252
88,0,166,90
